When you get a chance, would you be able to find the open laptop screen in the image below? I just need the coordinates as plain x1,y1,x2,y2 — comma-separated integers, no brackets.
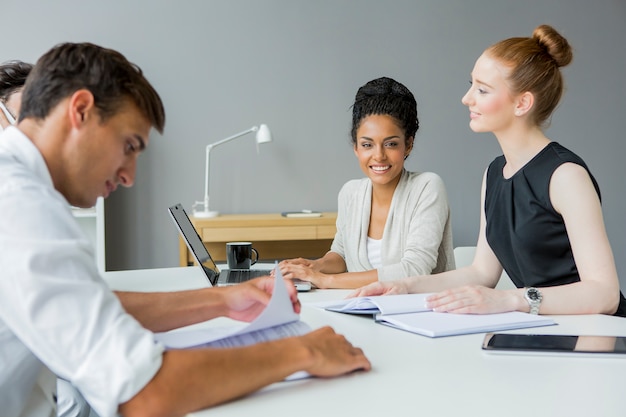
168,203,220,286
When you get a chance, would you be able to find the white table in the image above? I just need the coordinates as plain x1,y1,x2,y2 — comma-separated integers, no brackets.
104,266,626,417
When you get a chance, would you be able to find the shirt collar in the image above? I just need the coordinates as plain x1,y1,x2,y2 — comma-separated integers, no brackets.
0,126,55,190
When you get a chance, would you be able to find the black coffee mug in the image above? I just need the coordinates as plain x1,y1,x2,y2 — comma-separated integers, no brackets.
226,242,259,269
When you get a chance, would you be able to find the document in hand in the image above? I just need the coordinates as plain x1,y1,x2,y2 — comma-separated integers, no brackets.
155,267,311,349
312,294,555,338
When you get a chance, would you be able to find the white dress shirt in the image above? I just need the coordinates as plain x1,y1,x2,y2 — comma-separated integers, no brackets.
0,127,164,417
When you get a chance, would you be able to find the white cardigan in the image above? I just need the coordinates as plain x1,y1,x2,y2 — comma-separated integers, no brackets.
330,169,455,281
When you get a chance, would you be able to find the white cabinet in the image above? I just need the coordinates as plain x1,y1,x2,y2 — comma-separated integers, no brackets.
72,197,105,272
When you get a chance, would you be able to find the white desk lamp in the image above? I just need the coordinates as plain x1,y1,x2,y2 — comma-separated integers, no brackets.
192,124,272,218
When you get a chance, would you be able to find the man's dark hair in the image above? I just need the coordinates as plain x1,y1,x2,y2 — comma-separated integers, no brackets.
0,60,33,102
20,42,165,133
350,76,419,145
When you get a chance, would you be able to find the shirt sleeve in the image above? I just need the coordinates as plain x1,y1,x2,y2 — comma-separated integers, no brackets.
0,189,163,417
377,172,452,281
329,182,349,259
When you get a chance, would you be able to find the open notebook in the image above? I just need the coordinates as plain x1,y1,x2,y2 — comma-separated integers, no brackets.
312,294,556,338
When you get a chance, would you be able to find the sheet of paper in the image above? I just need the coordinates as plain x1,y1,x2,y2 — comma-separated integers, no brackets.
155,266,302,348
376,311,556,338
310,293,433,315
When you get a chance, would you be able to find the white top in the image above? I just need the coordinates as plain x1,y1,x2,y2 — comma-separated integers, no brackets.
0,127,164,417
366,237,383,269
331,169,455,280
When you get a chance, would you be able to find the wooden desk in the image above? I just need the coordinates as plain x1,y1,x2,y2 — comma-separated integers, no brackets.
179,212,337,266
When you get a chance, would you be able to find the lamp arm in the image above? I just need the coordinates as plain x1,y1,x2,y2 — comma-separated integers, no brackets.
201,126,259,212
207,126,258,149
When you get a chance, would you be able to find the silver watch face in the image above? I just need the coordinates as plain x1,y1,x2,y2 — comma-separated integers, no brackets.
527,288,541,301
525,288,543,314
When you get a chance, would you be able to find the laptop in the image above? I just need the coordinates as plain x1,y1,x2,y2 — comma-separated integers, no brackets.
168,203,312,291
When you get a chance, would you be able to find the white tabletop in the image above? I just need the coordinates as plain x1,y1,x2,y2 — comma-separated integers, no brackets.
104,266,626,417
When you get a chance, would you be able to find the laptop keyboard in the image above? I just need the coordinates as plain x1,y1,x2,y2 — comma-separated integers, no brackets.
226,269,272,283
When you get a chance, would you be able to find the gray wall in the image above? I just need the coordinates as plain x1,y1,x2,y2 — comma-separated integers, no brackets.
3,1,626,289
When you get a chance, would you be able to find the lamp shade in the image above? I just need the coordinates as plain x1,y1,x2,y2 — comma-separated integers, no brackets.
255,124,272,144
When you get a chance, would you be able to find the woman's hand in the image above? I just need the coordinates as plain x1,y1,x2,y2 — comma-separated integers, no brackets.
347,279,411,298
277,258,332,288
425,285,521,314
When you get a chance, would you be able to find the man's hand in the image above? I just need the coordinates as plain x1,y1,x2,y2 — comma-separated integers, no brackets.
122,325,370,416
298,326,371,377
218,276,301,322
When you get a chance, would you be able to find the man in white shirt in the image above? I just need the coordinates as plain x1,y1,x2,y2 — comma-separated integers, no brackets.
0,42,370,417
1,58,92,417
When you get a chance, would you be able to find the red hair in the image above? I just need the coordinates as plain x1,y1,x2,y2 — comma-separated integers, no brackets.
486,25,573,127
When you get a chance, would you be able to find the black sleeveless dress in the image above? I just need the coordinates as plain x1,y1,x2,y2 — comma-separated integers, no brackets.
485,142,626,317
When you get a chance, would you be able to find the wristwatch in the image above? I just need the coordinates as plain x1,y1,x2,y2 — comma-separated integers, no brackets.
524,287,543,315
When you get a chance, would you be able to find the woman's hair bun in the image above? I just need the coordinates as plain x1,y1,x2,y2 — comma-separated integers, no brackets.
532,24,573,67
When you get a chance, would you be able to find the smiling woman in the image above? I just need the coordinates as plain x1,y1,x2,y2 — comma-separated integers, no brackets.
278,76,455,289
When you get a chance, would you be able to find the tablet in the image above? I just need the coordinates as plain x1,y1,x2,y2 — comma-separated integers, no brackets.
482,333,626,358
